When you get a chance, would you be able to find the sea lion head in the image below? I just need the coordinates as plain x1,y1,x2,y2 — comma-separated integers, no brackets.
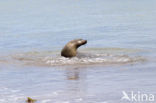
73,39,87,48
61,39,87,58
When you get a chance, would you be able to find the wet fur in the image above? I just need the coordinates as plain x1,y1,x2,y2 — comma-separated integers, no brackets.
61,39,87,58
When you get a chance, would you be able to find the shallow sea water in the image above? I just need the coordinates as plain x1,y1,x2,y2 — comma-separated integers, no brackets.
0,0,156,103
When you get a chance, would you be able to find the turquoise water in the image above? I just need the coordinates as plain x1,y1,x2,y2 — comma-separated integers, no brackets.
0,0,156,103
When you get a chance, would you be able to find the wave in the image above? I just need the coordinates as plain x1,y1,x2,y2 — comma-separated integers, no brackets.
0,48,145,66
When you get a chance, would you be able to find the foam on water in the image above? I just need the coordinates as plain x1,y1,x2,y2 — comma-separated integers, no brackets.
43,53,144,66
0,48,145,66
0,89,107,103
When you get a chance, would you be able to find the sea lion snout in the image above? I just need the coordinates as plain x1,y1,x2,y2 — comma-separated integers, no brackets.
82,39,87,45
61,39,87,58
76,39,87,47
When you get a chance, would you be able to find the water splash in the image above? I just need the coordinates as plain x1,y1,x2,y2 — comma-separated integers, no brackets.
43,53,144,66
0,48,144,66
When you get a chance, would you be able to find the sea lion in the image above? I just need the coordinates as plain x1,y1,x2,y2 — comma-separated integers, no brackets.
61,39,87,57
